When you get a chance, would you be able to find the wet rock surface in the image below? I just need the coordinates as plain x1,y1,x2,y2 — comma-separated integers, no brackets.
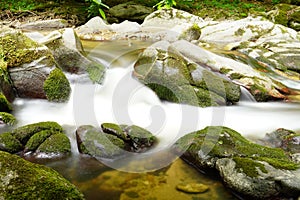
173,126,300,199
76,123,156,160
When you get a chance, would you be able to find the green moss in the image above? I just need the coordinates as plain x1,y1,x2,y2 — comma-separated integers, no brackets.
43,68,71,102
195,87,224,107
0,92,12,112
122,125,156,148
234,28,246,36
86,62,106,84
179,23,202,41
0,31,52,68
37,133,71,154
25,130,54,151
250,82,269,102
0,132,23,153
0,112,16,125
229,73,244,80
0,151,84,199
219,67,232,74
233,157,267,178
11,121,63,145
178,126,299,171
101,123,128,140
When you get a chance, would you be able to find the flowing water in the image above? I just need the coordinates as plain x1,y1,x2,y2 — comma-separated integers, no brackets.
4,40,300,199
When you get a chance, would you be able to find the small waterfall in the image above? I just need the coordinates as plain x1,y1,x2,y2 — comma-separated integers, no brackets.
239,86,256,102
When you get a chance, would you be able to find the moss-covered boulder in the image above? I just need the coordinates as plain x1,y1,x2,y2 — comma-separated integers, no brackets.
43,28,106,84
0,151,84,199
108,2,153,23
0,59,15,102
0,112,16,125
76,123,157,159
0,28,56,99
36,133,71,155
0,92,12,112
0,132,23,153
43,67,71,102
0,121,71,158
173,126,300,199
134,41,241,107
76,125,126,159
178,23,201,42
11,121,63,145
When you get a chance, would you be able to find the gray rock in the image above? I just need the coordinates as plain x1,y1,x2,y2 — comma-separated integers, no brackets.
15,19,69,30
108,2,153,23
43,28,106,84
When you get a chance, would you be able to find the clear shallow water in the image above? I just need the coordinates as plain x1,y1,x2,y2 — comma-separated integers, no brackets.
5,40,300,199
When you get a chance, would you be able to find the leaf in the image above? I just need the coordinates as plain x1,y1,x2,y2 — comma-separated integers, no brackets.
99,2,109,9
92,0,102,5
99,8,106,20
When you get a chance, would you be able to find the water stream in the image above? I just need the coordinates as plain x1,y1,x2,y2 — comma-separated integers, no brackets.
5,40,300,199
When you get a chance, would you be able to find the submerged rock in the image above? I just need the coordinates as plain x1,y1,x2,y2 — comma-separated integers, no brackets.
76,123,156,159
176,183,209,194
0,151,84,199
134,40,241,107
173,126,300,199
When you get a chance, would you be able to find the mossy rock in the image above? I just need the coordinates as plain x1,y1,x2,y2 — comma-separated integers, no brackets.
101,122,129,141
43,68,71,102
0,92,12,112
0,132,23,153
0,29,53,68
0,151,84,199
0,60,15,102
76,125,125,159
178,23,201,42
25,130,54,152
11,121,63,145
37,133,71,155
174,126,300,199
0,112,16,125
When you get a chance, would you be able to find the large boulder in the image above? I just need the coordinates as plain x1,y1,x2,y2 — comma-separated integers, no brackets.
173,126,300,199
134,40,241,107
40,28,106,84
108,2,153,23
0,151,84,199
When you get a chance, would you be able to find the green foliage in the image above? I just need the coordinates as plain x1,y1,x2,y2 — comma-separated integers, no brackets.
86,0,109,19
154,0,177,9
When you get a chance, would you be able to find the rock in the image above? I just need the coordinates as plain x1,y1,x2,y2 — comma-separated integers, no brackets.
0,112,16,125
0,60,15,102
11,121,63,145
0,151,84,199
178,23,201,42
0,28,57,99
0,132,23,153
267,4,300,31
173,126,300,199
43,68,71,102
121,124,156,151
36,133,71,156
43,28,106,84
16,19,69,30
260,128,300,154
0,92,12,112
25,130,54,152
108,2,153,23
76,125,125,160
76,124,157,159
134,40,241,107
176,183,209,194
